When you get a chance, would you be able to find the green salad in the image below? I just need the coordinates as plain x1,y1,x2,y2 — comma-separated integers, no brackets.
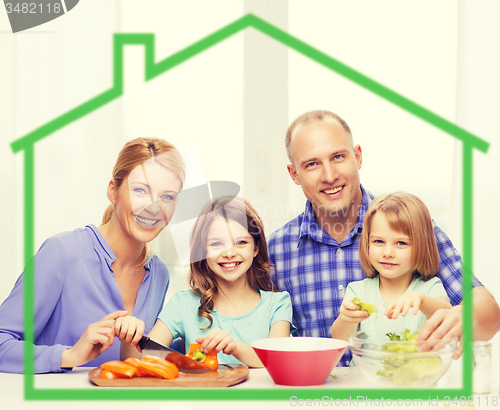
352,297,378,319
376,329,444,386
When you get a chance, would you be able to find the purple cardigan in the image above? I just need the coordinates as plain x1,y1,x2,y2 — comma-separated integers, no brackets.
0,225,169,373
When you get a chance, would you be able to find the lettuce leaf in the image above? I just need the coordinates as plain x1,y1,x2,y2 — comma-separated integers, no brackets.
352,297,377,315
376,329,444,386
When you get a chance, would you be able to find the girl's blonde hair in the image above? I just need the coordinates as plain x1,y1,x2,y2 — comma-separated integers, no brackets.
188,196,274,329
102,137,185,266
359,192,439,280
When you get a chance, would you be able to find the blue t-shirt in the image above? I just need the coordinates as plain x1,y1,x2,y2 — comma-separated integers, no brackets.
158,289,295,365
0,225,169,373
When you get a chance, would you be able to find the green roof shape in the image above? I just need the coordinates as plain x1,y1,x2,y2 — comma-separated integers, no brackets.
10,13,490,153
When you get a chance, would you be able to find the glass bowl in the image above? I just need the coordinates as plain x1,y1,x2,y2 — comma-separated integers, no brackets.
348,329,458,387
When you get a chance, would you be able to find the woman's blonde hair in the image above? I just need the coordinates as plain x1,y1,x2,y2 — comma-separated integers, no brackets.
359,192,439,280
188,196,274,329
102,137,185,265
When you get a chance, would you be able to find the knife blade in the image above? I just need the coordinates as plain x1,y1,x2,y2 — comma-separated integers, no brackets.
138,336,212,374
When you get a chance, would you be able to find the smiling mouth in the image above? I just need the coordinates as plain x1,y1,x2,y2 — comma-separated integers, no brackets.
322,186,343,195
219,262,242,268
135,215,161,228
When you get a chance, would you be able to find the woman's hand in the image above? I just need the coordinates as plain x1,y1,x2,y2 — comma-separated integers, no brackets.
60,310,128,368
196,328,237,355
385,291,424,319
114,315,145,349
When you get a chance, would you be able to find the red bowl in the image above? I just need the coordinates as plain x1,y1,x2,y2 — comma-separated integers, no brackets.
251,337,348,386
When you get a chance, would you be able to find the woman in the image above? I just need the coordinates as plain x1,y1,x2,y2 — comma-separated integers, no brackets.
0,137,185,373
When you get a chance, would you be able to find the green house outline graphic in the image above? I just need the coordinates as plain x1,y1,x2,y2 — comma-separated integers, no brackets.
10,13,487,401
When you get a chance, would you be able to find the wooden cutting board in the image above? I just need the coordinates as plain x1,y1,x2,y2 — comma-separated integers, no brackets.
88,364,249,387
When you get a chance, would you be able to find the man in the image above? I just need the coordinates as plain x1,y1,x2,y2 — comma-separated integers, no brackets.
268,110,500,366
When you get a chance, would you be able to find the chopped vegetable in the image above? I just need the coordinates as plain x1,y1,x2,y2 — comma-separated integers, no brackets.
142,355,175,367
137,355,179,379
192,349,207,362
123,357,142,367
100,360,138,378
203,354,218,371
136,360,179,379
100,357,180,380
186,343,219,370
386,329,418,342
376,329,444,386
403,329,418,341
386,332,402,341
352,297,378,319
99,369,122,379
124,357,153,377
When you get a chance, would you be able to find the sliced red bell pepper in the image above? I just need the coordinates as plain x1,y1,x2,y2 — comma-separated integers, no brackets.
100,369,121,379
141,355,179,378
124,357,149,377
186,343,218,370
142,355,174,367
100,360,138,378
136,360,179,379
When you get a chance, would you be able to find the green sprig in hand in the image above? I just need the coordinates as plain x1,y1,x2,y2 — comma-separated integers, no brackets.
352,297,378,320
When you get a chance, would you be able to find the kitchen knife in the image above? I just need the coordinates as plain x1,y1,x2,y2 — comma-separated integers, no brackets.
138,336,212,374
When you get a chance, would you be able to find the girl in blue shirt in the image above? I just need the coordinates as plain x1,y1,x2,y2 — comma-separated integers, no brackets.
128,196,294,367
0,138,185,373
331,192,452,341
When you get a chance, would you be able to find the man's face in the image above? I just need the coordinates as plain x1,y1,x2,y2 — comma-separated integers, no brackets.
287,119,363,219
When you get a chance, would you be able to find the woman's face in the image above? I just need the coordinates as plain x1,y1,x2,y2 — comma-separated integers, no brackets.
112,159,182,244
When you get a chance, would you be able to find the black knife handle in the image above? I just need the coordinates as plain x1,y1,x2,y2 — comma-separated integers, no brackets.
138,335,150,351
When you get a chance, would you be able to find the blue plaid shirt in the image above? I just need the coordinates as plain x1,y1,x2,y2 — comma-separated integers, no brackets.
268,185,482,366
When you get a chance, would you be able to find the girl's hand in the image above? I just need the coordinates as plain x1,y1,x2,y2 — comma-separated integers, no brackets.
61,310,128,368
338,299,369,324
196,328,237,355
385,291,425,319
114,315,145,350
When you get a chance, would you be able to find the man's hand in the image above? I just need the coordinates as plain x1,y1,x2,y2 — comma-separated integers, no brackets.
417,306,462,359
418,286,500,361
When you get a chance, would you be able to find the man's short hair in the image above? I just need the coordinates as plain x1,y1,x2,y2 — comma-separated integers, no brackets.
285,110,353,166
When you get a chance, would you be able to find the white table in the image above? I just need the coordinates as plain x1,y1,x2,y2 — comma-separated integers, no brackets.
0,356,497,410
